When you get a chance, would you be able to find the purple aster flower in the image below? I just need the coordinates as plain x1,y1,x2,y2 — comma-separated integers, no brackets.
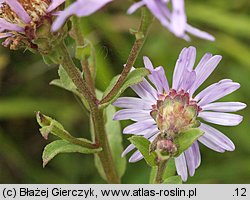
0,0,63,49
128,0,215,41
50,0,113,31
113,46,245,181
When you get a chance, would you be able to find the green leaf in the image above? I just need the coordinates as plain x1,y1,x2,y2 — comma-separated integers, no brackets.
50,66,89,110
129,136,157,167
91,102,126,180
102,75,119,99
101,68,150,107
50,65,77,92
174,128,204,157
42,140,102,167
163,176,182,184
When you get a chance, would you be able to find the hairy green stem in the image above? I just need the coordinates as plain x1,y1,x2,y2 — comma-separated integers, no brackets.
91,108,120,183
100,8,153,105
71,16,96,94
154,159,169,184
57,42,120,183
58,42,97,108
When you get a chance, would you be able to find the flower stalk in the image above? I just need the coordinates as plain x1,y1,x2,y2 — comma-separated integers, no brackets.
100,8,153,105
154,159,169,184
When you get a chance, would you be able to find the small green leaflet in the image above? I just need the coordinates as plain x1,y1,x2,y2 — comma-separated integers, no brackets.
128,136,157,167
174,128,204,157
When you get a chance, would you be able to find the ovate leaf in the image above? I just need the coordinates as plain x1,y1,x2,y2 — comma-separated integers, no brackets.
43,140,102,167
163,175,182,184
174,128,204,157
129,136,157,167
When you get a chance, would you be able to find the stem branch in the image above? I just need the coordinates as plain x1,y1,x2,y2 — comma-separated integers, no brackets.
58,42,97,108
57,42,120,183
100,8,153,105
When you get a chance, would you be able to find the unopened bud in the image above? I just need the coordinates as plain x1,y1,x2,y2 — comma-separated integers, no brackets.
156,138,177,154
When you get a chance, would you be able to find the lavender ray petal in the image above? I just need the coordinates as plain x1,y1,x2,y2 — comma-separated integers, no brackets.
143,56,166,94
182,69,196,91
199,123,235,151
130,83,156,103
170,0,187,37
192,141,201,168
202,102,247,112
52,3,78,31
198,136,225,153
198,82,240,106
113,109,151,121
127,1,145,14
132,126,159,136
129,150,144,162
140,79,158,99
153,66,170,93
143,0,171,29
199,112,243,126
186,24,215,41
175,153,188,182
112,97,152,110
143,56,154,71
173,46,196,91
172,47,187,90
191,55,222,95
0,18,24,32
7,0,31,23
184,147,196,177
52,0,112,31
123,119,156,134
122,144,136,157
189,52,213,95
194,79,232,101
71,0,113,17
185,46,196,71
47,0,65,12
